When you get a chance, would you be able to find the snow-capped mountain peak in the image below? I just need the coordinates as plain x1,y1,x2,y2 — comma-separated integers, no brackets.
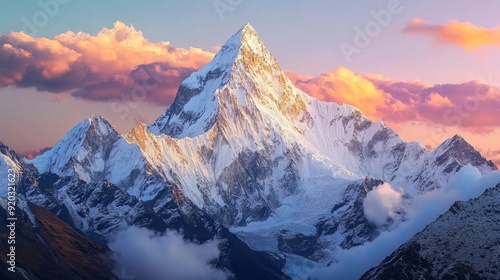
432,134,497,175
5,24,499,279
26,115,121,182
148,22,298,138
142,24,498,230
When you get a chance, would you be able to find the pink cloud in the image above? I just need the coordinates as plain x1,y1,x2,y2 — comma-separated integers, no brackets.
287,69,500,133
0,21,214,105
19,147,51,160
371,79,500,132
484,150,500,169
404,18,500,50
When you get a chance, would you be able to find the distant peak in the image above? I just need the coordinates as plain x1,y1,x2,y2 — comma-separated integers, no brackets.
443,134,466,147
84,115,118,137
451,134,464,141
89,114,105,122
437,134,472,153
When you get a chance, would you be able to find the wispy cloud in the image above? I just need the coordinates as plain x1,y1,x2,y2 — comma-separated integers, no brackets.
483,149,500,168
0,21,214,104
403,18,500,50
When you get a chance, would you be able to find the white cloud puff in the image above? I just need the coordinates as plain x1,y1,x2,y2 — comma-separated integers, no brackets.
363,183,404,227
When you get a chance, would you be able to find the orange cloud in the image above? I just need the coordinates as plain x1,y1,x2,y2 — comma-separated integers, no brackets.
287,68,500,133
404,18,500,50
0,21,214,104
287,67,388,119
425,92,453,108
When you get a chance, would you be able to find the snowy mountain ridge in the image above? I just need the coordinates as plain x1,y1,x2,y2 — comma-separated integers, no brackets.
362,183,500,280
8,23,498,279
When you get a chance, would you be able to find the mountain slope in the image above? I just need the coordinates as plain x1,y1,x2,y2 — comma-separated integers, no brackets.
130,24,497,258
8,138,290,280
361,183,500,280
26,115,146,185
0,199,116,280
16,23,499,278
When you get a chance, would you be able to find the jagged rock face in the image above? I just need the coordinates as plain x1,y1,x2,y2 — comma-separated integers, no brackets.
18,171,169,242
10,149,289,279
362,184,500,280
276,178,405,261
316,178,385,250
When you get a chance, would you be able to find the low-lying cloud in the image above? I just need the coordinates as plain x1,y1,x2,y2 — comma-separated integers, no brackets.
108,226,229,280
404,18,500,50
307,165,500,279
363,183,404,227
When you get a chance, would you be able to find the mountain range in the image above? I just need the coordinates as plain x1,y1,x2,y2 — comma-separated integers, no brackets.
1,23,498,280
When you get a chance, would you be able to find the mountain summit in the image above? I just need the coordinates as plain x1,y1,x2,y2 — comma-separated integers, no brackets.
139,24,497,231
149,23,305,137
10,24,498,279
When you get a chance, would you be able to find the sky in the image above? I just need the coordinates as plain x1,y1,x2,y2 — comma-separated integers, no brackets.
0,0,499,166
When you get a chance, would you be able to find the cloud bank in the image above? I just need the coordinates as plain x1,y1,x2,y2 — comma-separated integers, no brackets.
287,68,500,133
404,18,500,50
0,21,214,104
108,226,229,280
308,165,500,280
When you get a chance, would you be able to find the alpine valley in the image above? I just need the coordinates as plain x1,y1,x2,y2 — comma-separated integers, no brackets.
1,24,499,280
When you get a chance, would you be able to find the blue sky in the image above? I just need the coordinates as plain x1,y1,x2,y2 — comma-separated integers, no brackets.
1,0,499,81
